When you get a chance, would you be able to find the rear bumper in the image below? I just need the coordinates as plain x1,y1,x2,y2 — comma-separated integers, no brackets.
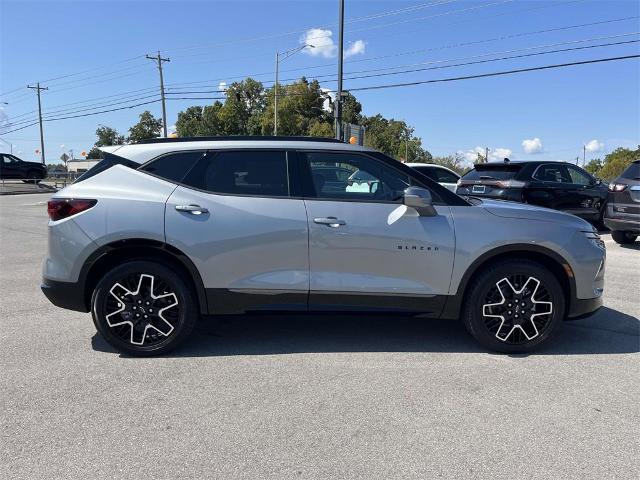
604,217,640,233
567,295,603,320
41,277,89,312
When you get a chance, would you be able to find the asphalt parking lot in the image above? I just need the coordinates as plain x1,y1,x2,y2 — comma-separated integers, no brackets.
1,193,638,480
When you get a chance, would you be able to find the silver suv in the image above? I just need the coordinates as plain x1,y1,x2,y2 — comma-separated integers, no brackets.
41,137,606,355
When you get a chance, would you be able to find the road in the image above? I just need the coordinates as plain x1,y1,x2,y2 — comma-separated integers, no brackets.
1,193,638,480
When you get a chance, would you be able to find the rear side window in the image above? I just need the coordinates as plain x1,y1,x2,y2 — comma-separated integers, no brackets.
620,161,640,180
414,166,459,183
462,165,522,181
141,151,206,183
532,164,572,183
182,150,289,197
74,153,139,183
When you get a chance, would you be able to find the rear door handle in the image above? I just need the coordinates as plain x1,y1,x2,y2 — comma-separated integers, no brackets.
175,204,209,215
314,217,346,227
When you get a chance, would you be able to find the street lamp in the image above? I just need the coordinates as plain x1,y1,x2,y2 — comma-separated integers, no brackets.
274,44,314,135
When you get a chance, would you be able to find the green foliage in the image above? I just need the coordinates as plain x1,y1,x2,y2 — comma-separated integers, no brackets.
596,146,640,180
128,110,162,143
584,158,603,176
86,125,125,158
362,115,431,162
431,154,469,176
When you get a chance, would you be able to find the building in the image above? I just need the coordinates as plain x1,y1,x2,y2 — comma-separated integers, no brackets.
66,158,101,174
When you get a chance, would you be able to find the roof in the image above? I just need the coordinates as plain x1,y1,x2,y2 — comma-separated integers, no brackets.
67,158,100,163
101,136,375,165
481,160,569,166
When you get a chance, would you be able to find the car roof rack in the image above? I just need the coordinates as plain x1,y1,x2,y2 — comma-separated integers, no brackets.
136,136,345,144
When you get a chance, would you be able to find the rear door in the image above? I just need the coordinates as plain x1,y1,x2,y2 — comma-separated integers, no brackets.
164,149,309,314
298,150,455,314
0,154,20,179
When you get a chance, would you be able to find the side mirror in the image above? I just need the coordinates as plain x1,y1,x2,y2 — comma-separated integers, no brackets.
403,186,437,216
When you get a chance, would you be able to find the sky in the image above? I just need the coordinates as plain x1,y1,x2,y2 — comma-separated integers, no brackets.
1,0,639,166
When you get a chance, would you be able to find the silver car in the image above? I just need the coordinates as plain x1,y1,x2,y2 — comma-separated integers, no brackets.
41,137,605,356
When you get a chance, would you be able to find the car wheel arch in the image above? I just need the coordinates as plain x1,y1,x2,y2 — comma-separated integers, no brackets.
81,239,208,315
441,244,575,320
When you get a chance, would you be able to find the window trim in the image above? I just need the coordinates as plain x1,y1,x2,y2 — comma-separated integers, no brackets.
138,149,209,185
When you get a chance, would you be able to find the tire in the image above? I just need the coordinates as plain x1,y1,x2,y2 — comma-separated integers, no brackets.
611,230,637,245
91,260,198,356
462,260,565,354
23,170,42,184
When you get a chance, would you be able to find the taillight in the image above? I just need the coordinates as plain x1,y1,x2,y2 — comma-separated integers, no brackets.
47,198,97,221
496,180,526,189
608,182,628,192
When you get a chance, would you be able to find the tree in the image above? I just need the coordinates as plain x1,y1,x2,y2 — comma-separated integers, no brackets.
362,115,431,162
128,110,162,143
86,125,124,158
431,154,468,176
218,78,266,135
597,146,640,180
584,158,603,176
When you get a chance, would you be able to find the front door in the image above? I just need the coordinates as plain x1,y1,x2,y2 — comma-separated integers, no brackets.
164,149,309,314
298,150,455,314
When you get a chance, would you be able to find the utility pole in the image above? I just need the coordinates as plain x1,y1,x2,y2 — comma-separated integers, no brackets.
405,128,409,162
146,51,170,137
582,144,586,166
485,147,489,163
27,83,47,164
335,0,345,141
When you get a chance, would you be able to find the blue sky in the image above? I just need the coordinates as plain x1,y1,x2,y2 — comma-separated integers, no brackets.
1,0,638,165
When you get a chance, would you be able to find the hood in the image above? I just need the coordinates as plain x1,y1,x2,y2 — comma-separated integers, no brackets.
479,198,592,228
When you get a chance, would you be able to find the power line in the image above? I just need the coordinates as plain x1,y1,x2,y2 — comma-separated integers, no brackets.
348,54,640,92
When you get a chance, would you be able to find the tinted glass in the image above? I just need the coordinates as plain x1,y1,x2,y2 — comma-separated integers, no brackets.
183,150,289,196
435,169,459,183
303,152,409,201
462,164,522,181
533,164,572,183
74,153,139,183
411,166,438,181
142,151,205,183
620,161,640,180
567,165,592,185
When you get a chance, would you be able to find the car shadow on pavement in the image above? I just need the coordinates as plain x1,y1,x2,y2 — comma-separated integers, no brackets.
91,306,639,358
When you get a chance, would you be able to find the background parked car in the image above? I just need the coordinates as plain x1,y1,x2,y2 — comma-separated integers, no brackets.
0,153,47,183
406,163,460,191
604,159,640,244
456,160,608,226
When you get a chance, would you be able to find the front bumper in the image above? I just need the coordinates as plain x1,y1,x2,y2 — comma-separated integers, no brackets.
567,295,603,320
41,277,89,312
603,217,640,233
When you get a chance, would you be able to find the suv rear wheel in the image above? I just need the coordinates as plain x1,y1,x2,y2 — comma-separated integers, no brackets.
611,230,637,245
91,260,197,356
462,260,565,353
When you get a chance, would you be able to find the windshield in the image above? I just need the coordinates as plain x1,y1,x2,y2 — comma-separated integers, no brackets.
620,161,640,180
462,164,522,181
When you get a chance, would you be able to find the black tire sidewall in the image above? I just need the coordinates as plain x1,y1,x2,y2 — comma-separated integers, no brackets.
91,260,197,356
611,230,636,244
463,260,565,353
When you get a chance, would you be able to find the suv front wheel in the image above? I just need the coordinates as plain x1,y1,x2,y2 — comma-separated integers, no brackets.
462,260,565,353
91,260,197,356
611,230,637,245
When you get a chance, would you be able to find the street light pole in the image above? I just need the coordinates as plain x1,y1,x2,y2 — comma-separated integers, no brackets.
335,0,345,140
273,44,314,136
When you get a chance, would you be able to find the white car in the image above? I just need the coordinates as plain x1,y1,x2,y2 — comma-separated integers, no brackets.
406,163,460,192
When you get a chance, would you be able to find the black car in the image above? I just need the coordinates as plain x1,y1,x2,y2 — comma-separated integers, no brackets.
0,153,47,183
456,160,608,225
604,160,640,244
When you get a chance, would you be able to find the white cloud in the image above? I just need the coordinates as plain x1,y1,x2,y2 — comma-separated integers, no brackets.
457,146,513,167
585,139,604,152
320,88,334,112
345,40,366,58
60,144,66,150
218,81,227,93
522,137,543,154
301,28,365,59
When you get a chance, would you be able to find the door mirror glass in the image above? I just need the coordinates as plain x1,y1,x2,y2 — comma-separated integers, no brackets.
403,187,437,216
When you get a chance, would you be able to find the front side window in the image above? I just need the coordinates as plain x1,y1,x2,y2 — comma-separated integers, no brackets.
434,168,459,183
182,150,289,197
567,165,593,186
302,151,409,202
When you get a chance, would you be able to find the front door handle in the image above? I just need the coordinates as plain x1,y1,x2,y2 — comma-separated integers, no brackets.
175,204,209,215
314,216,346,227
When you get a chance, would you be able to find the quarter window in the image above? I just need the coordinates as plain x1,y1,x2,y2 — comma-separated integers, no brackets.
182,150,289,197
567,165,593,186
302,152,409,202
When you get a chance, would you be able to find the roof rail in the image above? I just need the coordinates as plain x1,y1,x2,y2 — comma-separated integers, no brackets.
136,136,345,145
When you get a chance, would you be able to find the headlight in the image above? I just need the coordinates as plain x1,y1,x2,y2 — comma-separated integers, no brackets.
608,182,628,192
583,230,605,249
